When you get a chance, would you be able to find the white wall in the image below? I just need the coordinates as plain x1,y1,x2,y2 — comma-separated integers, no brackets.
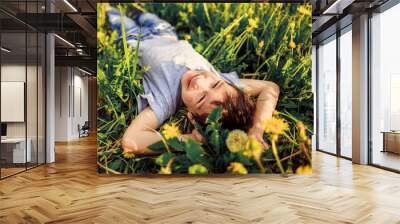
55,66,69,141
312,45,316,151
1,63,46,164
54,66,89,141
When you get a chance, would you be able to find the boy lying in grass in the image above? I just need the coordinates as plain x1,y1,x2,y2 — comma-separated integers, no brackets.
107,9,280,155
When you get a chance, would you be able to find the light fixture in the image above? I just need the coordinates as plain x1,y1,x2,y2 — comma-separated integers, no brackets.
78,67,93,76
76,48,88,56
63,0,78,12
322,0,355,15
54,34,75,48
1,47,11,53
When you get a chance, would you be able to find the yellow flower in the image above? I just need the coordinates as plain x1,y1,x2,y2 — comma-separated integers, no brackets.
258,40,264,49
184,34,191,41
226,34,232,41
295,165,312,174
227,162,248,174
289,40,296,49
161,123,181,140
226,130,249,153
246,18,259,32
106,107,113,115
122,151,135,159
296,122,307,141
178,11,188,21
188,164,208,174
248,7,254,17
245,137,266,173
242,149,252,158
264,117,289,136
249,18,258,28
187,3,193,13
297,5,312,16
289,22,296,30
244,137,264,159
159,157,176,174
159,167,171,174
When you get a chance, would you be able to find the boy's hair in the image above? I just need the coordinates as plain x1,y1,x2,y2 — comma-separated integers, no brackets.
192,84,256,131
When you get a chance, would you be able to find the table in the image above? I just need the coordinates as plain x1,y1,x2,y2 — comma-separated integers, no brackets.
381,131,400,154
1,138,32,163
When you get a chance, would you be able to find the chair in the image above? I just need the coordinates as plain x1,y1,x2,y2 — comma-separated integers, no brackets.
78,121,90,138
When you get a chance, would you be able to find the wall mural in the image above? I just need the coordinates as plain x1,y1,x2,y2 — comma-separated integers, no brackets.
97,3,313,175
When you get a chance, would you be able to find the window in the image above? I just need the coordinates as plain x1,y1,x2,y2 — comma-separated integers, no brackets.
0,0,47,179
370,3,400,171
317,36,337,154
339,27,352,158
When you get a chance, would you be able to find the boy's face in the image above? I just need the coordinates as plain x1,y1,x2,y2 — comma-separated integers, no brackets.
181,70,237,116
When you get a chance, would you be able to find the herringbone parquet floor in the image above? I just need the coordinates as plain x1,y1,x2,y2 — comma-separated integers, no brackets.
1,135,400,224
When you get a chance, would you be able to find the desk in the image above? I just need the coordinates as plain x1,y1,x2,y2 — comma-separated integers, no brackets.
1,138,31,163
382,131,400,154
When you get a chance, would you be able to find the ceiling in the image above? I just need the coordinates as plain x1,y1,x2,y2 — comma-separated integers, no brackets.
311,0,391,44
0,0,96,74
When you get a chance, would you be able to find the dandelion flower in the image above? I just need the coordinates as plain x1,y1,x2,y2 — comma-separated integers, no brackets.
161,123,181,140
249,18,258,28
227,162,248,174
184,34,191,41
248,7,254,17
122,151,135,159
298,5,312,16
159,167,172,174
106,107,113,115
258,40,264,49
264,117,289,136
289,40,296,49
245,137,266,173
178,11,188,21
246,137,264,160
188,164,208,174
289,22,296,30
246,18,259,32
187,3,193,13
226,34,232,41
226,130,249,153
159,157,175,174
295,165,312,174
242,149,252,158
296,122,307,141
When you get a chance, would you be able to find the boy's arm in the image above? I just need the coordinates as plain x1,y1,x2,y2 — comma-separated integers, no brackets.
122,107,162,155
122,107,202,155
240,79,280,145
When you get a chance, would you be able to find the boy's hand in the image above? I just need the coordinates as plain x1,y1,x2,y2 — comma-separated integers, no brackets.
191,128,205,143
187,112,205,144
248,125,269,149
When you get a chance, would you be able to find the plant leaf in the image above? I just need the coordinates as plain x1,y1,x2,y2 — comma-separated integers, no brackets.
185,139,205,163
205,105,222,124
167,137,186,152
148,140,166,152
156,152,175,167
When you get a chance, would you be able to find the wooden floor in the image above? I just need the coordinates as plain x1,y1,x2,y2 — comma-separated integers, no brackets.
372,150,400,171
1,136,400,224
